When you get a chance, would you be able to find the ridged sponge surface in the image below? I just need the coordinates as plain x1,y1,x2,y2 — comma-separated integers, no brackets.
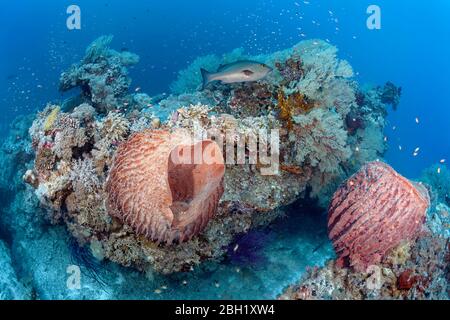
106,129,225,245
328,161,429,271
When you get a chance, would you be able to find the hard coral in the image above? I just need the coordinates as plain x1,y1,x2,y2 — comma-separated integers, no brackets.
106,129,225,244
275,55,304,85
328,161,430,272
59,36,139,113
97,111,130,144
228,83,275,118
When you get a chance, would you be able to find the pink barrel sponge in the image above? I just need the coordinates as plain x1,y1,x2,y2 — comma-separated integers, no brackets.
328,161,430,271
106,129,225,245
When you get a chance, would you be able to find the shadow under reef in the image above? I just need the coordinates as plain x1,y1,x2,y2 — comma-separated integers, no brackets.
71,198,334,300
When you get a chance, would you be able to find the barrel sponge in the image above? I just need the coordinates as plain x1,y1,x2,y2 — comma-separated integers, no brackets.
106,129,225,245
328,161,429,271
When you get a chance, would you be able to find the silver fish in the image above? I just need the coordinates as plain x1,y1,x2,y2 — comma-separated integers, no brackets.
200,60,272,90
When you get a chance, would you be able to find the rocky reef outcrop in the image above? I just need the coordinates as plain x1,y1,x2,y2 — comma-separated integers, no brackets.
59,35,140,114
11,36,402,278
279,233,449,300
279,162,449,300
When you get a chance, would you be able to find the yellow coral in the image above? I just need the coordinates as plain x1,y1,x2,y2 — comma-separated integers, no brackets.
278,90,293,130
277,89,316,131
43,106,61,132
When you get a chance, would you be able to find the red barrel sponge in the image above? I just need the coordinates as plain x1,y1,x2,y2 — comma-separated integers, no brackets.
328,161,429,271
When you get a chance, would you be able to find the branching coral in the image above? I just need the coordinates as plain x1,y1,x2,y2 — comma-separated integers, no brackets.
70,158,101,195
53,117,89,161
167,103,217,134
97,111,130,144
89,111,130,175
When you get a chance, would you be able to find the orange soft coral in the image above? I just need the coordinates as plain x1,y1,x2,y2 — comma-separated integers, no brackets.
277,89,317,131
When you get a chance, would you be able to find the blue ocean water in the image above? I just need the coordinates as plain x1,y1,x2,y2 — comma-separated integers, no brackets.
0,1,449,300
1,0,449,177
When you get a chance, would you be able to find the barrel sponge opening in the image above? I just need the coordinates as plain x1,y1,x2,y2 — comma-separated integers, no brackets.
168,140,225,228
106,129,225,245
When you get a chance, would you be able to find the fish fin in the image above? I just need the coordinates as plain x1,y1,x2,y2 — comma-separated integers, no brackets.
200,68,212,90
217,64,227,71
242,69,254,76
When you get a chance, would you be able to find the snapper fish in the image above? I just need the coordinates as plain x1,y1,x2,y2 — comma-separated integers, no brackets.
200,60,272,90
